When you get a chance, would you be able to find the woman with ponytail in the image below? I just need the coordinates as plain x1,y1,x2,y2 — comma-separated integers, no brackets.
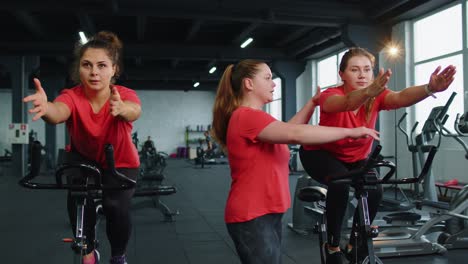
23,31,141,264
211,59,382,264
299,47,456,264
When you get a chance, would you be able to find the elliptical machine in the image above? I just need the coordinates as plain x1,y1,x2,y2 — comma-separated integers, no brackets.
428,105,468,250
376,92,457,228
371,92,468,257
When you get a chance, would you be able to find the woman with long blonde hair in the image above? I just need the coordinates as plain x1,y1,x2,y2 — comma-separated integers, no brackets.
299,47,456,264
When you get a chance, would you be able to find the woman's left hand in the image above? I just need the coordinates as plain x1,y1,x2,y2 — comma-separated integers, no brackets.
428,65,457,93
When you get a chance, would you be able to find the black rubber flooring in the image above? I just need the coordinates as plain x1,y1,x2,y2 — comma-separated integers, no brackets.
1,159,466,263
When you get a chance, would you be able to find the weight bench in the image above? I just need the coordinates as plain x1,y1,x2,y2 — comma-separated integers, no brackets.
436,180,466,201
133,183,179,222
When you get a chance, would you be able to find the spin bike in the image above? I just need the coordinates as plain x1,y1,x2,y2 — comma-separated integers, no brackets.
19,141,137,264
297,145,438,264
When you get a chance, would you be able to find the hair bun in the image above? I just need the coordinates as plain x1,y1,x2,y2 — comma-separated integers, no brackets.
94,31,123,50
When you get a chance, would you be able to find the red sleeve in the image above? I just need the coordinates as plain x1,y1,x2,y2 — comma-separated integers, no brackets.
54,88,75,112
375,88,392,111
319,86,343,106
236,108,276,143
116,86,141,105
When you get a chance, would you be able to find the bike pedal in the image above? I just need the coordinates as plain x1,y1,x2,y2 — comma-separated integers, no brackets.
368,226,379,238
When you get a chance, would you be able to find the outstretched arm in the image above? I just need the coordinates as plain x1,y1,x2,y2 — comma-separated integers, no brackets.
322,68,391,113
109,86,142,122
257,121,379,145
23,78,70,124
383,65,456,109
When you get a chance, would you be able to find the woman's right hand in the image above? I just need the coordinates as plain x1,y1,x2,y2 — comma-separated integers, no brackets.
349,126,380,140
365,68,392,97
311,86,321,105
23,78,49,121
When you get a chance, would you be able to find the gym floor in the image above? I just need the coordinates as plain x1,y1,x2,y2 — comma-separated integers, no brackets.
1,159,466,264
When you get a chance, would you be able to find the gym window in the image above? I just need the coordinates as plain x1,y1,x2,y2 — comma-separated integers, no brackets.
412,3,465,132
317,51,346,89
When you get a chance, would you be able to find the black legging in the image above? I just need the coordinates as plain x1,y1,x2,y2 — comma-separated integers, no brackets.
65,151,138,256
299,148,382,247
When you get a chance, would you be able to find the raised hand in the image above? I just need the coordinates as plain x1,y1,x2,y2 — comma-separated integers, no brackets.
110,86,125,117
365,68,392,97
427,65,456,94
349,126,380,140
23,78,49,121
312,86,321,105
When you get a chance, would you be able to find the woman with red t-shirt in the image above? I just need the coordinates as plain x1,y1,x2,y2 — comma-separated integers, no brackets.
299,47,456,264
211,59,383,264
23,31,141,264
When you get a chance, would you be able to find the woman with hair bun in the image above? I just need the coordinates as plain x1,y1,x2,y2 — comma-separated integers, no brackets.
23,31,141,264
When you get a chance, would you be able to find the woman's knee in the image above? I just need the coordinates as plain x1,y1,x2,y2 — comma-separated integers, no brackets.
327,183,350,199
299,149,337,183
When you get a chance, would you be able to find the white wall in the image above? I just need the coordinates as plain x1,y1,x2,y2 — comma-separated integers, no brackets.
0,89,47,152
133,90,215,154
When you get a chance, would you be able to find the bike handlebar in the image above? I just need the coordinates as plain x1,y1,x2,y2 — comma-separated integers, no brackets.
330,144,437,186
19,143,136,191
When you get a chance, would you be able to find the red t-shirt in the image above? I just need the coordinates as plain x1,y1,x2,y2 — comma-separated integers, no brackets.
55,85,141,169
225,107,291,223
303,85,392,163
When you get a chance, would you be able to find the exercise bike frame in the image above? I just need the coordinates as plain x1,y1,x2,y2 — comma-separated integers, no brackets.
300,144,437,264
19,142,136,263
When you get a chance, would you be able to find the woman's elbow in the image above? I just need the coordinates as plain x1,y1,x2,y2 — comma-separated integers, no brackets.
288,126,304,145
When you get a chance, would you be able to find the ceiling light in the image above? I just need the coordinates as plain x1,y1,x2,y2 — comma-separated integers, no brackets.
79,31,88,44
240,38,253,48
193,82,200,88
209,66,217,74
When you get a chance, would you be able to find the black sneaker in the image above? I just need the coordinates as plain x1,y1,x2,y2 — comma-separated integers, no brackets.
343,246,355,263
325,246,345,264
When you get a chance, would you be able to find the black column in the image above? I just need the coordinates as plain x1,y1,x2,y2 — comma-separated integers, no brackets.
271,60,305,171
271,60,306,121
4,56,40,177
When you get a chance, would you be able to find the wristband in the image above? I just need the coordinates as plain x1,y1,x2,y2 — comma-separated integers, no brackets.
424,84,437,98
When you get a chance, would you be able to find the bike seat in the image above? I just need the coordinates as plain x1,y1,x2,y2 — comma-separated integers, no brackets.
382,211,421,224
297,186,327,202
